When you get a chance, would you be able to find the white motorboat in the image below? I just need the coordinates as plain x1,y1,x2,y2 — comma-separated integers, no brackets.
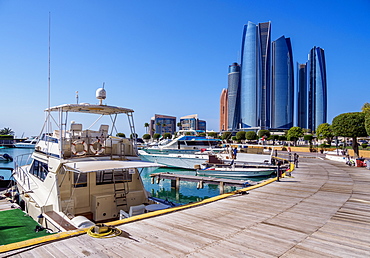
12,88,161,232
150,130,222,151
196,166,276,178
13,137,38,148
139,145,274,170
139,149,210,169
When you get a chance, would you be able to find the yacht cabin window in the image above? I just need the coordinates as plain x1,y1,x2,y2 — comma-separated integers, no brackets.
73,172,87,188
96,169,132,185
30,160,48,181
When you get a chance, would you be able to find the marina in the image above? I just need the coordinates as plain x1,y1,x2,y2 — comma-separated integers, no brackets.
1,154,370,256
0,1,368,257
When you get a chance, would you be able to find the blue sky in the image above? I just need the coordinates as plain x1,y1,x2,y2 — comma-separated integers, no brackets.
0,0,369,137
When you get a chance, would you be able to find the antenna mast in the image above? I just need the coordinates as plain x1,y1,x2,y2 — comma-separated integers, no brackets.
48,12,51,111
47,12,51,134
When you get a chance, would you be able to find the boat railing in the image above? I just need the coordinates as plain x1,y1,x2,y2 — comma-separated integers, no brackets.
14,153,36,191
61,134,136,159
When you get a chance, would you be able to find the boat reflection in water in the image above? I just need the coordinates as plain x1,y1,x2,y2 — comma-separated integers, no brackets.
141,167,275,205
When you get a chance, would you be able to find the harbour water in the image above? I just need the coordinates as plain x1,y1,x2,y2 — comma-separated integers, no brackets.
0,148,274,205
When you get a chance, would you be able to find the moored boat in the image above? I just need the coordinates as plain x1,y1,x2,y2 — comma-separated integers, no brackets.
196,166,276,178
148,130,222,151
11,88,161,233
13,137,38,148
139,145,275,170
139,149,210,169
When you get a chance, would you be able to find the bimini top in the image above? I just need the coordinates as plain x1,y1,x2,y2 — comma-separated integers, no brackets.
45,104,134,115
63,160,161,173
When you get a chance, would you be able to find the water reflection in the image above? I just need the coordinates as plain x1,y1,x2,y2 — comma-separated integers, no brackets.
140,167,273,205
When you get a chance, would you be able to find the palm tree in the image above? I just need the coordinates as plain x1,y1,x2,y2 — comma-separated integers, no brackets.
177,122,182,131
156,122,161,135
0,127,14,135
144,123,149,134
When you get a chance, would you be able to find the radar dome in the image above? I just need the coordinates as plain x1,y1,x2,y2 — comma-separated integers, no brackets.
96,88,106,100
96,88,106,105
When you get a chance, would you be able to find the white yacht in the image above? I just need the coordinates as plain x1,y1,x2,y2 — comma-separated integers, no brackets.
159,130,222,150
12,88,160,232
13,137,38,148
139,145,275,170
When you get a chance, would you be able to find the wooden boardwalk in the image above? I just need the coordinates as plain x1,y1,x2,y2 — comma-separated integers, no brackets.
2,155,370,257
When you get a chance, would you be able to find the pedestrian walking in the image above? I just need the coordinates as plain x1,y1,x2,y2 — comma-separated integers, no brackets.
277,160,283,181
294,153,299,168
232,147,238,159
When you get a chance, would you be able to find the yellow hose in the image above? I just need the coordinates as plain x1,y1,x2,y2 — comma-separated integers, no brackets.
86,224,122,238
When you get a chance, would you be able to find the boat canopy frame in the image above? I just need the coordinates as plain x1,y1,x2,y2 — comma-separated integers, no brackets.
40,103,138,158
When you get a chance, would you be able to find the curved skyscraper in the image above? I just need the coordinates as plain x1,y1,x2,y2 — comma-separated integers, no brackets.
258,22,272,129
308,46,327,131
271,36,294,129
240,21,271,129
227,63,240,131
297,63,308,129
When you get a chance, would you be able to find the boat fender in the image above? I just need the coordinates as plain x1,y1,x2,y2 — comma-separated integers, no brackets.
71,140,88,156
72,216,95,228
89,139,105,155
3,153,13,162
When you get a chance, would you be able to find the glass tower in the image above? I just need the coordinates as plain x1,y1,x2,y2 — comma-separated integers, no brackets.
297,63,308,129
271,36,294,129
308,46,327,131
258,22,272,129
227,63,240,131
240,21,271,129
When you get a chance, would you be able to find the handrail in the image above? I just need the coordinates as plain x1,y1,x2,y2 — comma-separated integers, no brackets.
14,153,36,191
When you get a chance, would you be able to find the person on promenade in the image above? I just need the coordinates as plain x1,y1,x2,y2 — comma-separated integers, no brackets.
294,153,299,168
277,160,283,181
232,147,238,159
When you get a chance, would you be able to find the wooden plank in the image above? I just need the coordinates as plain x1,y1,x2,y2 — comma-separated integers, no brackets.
44,211,77,231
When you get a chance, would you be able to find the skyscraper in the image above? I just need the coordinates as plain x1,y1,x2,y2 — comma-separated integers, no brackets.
297,63,308,129
258,22,272,129
222,21,327,133
227,62,240,131
240,21,271,129
219,89,228,131
308,46,327,131
271,36,294,129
